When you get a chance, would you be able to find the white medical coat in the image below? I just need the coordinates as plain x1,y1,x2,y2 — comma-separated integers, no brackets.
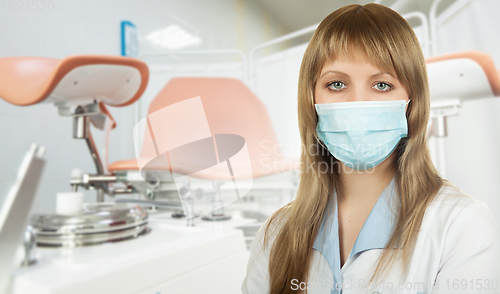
242,177,500,294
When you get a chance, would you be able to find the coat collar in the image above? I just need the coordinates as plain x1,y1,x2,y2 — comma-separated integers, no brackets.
312,176,399,284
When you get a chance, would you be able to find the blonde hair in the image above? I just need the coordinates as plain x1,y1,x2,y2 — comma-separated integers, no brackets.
262,3,447,293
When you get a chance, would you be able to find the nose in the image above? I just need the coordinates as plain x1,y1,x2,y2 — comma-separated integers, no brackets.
345,85,370,102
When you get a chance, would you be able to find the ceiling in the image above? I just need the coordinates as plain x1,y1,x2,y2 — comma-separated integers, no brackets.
251,0,455,33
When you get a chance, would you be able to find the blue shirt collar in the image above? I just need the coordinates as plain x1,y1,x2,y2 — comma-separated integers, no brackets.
313,176,399,283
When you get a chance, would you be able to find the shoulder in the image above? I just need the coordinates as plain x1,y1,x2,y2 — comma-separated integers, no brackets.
424,182,500,283
425,181,499,231
424,181,500,255
241,209,289,294
431,181,478,210
244,209,333,293
249,209,288,265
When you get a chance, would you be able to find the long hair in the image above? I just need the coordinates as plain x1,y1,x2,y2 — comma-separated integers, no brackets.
262,3,446,293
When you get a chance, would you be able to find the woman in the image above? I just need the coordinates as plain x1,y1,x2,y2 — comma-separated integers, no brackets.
242,3,500,294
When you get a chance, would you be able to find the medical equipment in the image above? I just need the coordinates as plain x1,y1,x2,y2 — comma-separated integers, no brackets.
425,51,500,178
0,144,45,294
0,55,252,294
0,55,149,201
129,52,300,248
0,51,298,232
0,55,160,247
6,208,250,293
0,148,249,294
108,76,299,221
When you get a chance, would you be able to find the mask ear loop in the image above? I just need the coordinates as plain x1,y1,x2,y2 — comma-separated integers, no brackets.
314,109,330,156
405,99,411,115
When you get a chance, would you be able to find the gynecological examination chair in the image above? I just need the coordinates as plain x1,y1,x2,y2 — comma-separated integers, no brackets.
0,54,149,201
0,55,152,249
108,77,300,222
425,50,500,178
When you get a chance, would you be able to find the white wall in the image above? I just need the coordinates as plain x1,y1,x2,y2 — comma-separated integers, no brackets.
0,0,288,212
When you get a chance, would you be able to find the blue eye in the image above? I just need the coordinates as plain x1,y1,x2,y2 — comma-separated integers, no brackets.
327,80,346,91
325,80,394,92
374,82,393,92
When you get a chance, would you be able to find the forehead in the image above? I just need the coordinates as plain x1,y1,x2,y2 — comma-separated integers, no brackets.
334,47,372,63
321,57,377,71
320,55,380,77
320,47,396,77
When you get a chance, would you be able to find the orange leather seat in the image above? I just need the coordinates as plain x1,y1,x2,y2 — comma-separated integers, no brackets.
425,50,500,96
108,77,300,180
0,55,148,106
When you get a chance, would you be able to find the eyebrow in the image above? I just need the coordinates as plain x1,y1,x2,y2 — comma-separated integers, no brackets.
319,70,394,79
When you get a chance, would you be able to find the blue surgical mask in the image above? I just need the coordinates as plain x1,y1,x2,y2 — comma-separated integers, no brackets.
315,99,410,171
